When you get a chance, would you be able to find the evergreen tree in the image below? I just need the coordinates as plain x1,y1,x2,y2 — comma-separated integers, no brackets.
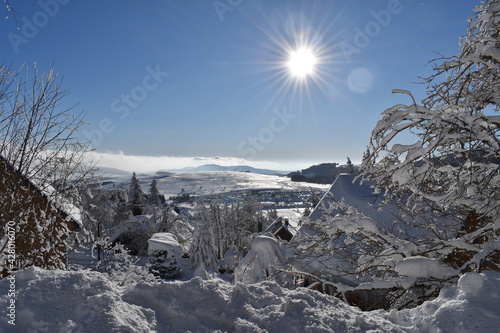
129,172,143,205
346,157,354,175
148,178,162,207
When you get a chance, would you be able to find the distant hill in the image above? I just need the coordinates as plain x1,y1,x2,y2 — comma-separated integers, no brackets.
93,167,132,177
164,164,289,175
287,162,359,184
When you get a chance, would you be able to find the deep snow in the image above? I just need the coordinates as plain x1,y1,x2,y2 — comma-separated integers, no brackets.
1,267,499,332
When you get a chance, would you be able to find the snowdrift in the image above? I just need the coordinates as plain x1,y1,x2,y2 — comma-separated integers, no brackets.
1,267,499,332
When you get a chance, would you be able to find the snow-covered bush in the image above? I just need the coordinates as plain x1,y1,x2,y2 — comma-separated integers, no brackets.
101,243,157,286
223,248,242,273
147,233,182,279
234,234,287,284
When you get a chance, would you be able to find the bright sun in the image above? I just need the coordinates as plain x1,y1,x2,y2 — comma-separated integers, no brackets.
287,48,317,78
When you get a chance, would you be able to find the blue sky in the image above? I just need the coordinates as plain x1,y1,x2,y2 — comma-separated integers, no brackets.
1,0,479,171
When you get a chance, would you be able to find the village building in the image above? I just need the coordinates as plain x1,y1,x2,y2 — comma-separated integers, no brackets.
264,217,293,242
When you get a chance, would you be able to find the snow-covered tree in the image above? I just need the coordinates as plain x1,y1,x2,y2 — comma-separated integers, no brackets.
0,65,91,272
190,203,218,271
73,178,115,247
207,199,227,259
129,172,143,204
128,172,145,215
199,197,270,259
147,179,161,206
362,0,500,275
144,178,163,218
287,1,500,310
346,157,354,175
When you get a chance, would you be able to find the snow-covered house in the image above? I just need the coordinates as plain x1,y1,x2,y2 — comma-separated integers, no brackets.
264,217,293,242
0,155,81,276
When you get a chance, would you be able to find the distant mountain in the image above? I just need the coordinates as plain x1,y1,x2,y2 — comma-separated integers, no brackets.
164,164,289,175
93,167,132,177
287,162,359,184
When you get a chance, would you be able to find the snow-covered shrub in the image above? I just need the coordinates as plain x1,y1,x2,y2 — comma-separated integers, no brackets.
147,233,182,279
223,248,242,273
101,243,158,286
148,249,180,279
234,235,287,284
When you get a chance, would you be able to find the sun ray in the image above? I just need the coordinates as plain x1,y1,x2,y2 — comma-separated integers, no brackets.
225,2,353,121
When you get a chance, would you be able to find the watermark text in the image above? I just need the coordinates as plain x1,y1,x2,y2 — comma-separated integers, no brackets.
4,220,16,326
7,0,71,54
237,108,295,160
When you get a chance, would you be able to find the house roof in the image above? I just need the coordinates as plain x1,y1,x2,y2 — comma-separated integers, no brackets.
308,174,399,226
265,217,294,242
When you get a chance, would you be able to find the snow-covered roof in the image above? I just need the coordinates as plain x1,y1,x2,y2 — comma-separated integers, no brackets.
147,233,183,258
308,173,399,226
43,184,83,228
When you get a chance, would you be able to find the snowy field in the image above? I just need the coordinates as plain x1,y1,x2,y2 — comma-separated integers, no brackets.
1,266,499,332
98,169,329,197
98,169,330,226
154,171,328,197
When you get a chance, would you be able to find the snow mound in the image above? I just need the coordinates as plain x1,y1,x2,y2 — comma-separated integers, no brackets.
0,267,155,332
1,268,499,332
391,270,500,333
124,278,407,333
458,272,484,295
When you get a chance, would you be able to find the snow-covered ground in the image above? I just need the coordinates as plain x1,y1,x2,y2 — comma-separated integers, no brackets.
99,170,329,197
98,169,330,227
1,267,499,332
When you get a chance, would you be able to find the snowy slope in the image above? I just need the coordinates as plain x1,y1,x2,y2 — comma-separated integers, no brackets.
96,169,328,198
96,170,329,227
1,267,499,332
151,171,329,198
